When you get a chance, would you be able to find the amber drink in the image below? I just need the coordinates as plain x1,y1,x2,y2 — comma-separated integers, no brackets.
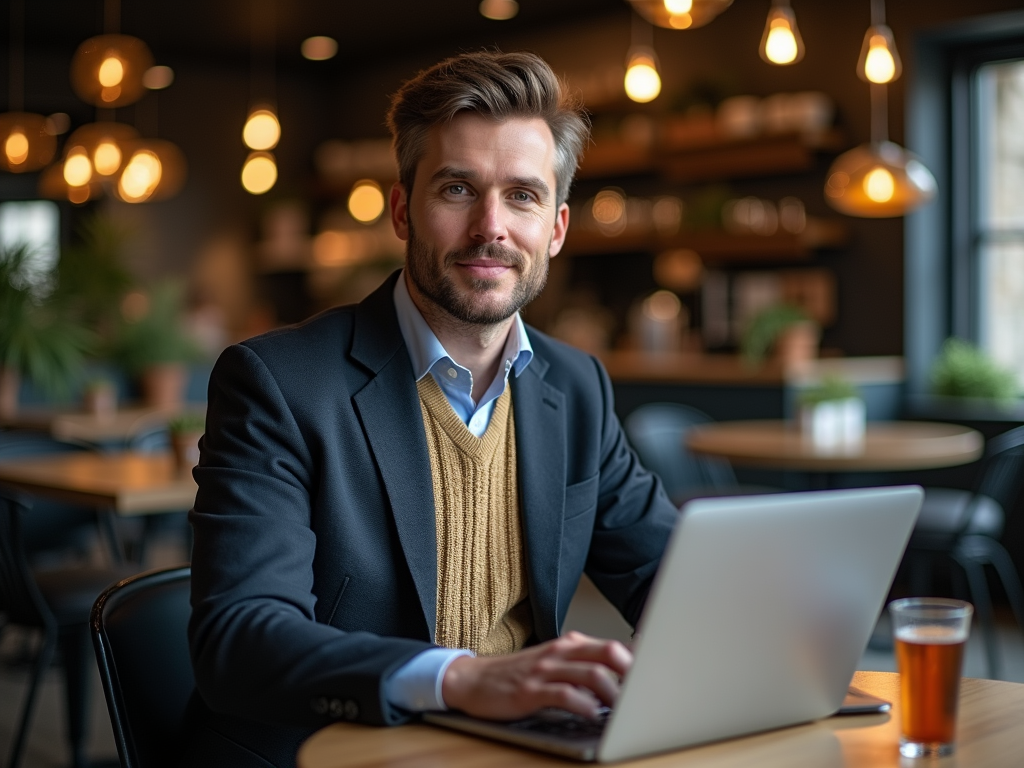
889,598,973,758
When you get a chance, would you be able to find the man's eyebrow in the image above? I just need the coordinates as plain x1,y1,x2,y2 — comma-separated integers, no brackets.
429,167,551,200
430,166,477,184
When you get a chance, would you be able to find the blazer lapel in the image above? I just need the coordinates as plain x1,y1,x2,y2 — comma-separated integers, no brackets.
350,273,438,640
511,352,566,641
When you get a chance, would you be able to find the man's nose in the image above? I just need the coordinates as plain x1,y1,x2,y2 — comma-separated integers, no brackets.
468,194,508,244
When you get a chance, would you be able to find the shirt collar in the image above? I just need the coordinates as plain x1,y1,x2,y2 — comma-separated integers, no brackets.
393,269,533,382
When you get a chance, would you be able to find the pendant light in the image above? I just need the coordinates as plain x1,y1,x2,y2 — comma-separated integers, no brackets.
114,139,186,203
64,122,139,178
624,14,662,103
242,0,279,195
0,0,57,173
69,0,153,109
824,0,935,217
759,0,804,66
625,0,733,30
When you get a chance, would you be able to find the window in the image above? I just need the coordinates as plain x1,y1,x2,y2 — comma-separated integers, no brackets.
977,60,1024,387
904,11,1024,398
0,200,61,294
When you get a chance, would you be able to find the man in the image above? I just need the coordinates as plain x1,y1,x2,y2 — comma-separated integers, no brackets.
184,50,678,767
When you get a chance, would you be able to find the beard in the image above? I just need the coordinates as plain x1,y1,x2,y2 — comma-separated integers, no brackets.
405,219,549,326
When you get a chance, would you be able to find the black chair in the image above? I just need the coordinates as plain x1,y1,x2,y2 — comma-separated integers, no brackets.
624,403,774,506
0,431,101,564
91,566,193,768
906,424,1024,679
0,492,133,768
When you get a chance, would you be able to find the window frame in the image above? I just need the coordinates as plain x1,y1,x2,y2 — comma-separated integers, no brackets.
905,10,1024,399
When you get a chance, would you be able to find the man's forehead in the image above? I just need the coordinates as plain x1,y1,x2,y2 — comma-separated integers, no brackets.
420,113,557,180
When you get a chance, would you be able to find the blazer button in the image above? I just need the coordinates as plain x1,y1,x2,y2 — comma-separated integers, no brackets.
343,700,359,720
311,697,329,715
328,699,344,717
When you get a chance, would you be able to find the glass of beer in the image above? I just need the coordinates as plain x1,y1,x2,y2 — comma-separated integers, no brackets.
889,597,973,758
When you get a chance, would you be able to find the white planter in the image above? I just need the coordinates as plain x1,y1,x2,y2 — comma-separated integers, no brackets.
800,397,865,449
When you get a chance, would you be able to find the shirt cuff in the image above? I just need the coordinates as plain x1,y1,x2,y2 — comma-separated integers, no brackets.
384,647,475,712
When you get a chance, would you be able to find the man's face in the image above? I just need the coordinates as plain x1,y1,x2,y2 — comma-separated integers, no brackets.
390,113,569,326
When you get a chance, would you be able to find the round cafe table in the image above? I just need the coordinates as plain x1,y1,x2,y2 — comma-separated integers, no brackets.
686,420,984,473
297,672,1024,768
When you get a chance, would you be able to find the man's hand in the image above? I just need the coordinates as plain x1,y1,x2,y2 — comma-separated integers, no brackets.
440,631,632,720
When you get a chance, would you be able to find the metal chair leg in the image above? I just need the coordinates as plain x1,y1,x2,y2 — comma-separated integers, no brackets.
956,554,1000,679
6,630,56,768
59,623,92,768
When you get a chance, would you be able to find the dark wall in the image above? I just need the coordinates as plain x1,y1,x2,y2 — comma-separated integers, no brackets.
2,0,1022,352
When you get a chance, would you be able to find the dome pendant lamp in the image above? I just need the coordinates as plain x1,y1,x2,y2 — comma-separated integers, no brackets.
70,0,153,109
625,0,734,31
824,0,936,217
0,0,57,173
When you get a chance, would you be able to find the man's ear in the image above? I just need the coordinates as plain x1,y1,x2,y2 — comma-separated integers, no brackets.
390,183,410,241
547,202,570,258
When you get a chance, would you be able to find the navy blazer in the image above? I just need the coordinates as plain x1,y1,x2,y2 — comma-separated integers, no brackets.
183,272,677,767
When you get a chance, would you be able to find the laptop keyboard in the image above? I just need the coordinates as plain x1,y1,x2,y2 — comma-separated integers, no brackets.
506,707,611,740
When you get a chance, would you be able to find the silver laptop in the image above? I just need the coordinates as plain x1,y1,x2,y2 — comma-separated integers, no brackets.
425,485,922,762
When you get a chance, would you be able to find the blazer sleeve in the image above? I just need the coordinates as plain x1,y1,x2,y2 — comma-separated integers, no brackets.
188,343,433,729
583,357,679,628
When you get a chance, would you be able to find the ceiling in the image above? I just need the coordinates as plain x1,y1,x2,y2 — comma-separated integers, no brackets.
16,0,628,70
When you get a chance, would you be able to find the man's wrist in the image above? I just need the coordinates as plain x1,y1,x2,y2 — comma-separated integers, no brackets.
384,647,474,712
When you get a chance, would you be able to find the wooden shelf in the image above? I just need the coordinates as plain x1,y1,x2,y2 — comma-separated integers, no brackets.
577,130,844,183
561,216,848,264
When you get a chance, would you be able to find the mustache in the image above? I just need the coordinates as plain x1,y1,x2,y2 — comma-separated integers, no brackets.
443,243,525,269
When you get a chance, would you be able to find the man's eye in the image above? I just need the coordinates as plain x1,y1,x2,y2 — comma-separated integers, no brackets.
511,191,532,202
447,184,466,195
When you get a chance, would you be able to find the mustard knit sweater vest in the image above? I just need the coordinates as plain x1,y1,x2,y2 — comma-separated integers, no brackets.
417,375,533,656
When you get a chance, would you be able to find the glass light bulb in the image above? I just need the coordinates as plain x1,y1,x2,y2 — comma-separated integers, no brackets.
765,22,798,64
624,58,661,103
243,110,281,151
864,39,896,84
241,153,277,194
119,150,163,201
664,0,693,13
479,0,518,20
94,141,122,175
864,167,895,202
98,55,125,87
63,151,93,186
347,180,385,223
5,130,30,165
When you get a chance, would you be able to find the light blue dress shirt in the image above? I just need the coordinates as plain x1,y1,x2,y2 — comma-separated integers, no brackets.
382,271,534,712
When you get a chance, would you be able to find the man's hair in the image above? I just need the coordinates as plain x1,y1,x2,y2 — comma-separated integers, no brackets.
387,50,589,207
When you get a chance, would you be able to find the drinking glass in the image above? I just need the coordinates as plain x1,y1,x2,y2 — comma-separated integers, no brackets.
889,597,973,758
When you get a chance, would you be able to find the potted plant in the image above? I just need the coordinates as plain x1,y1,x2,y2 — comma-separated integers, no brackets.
0,245,94,418
930,338,1019,408
797,375,865,449
168,411,205,470
111,283,204,409
741,303,818,367
82,375,118,418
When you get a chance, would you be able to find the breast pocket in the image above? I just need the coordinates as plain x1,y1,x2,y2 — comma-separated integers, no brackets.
564,475,599,521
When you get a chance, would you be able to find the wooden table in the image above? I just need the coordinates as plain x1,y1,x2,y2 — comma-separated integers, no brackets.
686,420,984,472
2,405,193,445
297,671,1024,768
0,451,198,516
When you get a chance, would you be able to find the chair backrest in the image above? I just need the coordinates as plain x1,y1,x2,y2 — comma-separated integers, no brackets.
623,403,738,503
976,424,1024,511
91,566,194,768
0,492,56,630
0,431,97,557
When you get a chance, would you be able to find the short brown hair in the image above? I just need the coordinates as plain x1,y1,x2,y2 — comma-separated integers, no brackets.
387,50,589,206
